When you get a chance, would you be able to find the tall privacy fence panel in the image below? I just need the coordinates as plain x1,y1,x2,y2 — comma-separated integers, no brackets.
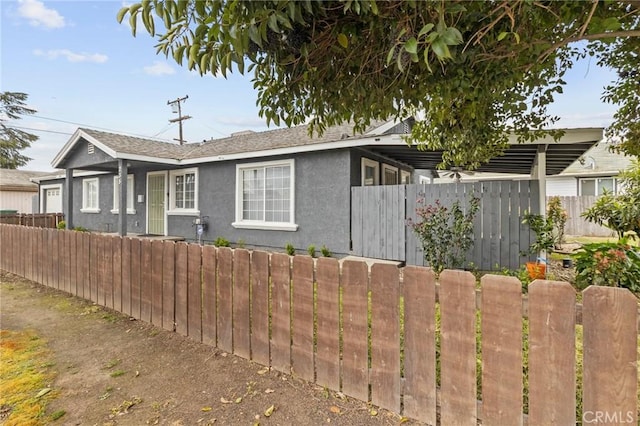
352,181,539,270
1,224,638,425
554,195,615,237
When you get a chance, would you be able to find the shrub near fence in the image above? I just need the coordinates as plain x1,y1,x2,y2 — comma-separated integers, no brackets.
0,224,637,425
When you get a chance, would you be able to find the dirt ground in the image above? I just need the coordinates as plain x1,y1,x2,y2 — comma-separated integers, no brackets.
0,271,418,426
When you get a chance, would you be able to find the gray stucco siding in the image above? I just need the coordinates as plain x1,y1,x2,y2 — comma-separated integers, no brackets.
185,149,353,254
59,139,115,170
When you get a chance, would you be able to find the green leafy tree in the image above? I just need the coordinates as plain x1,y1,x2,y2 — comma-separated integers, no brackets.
582,159,640,239
0,92,38,169
118,1,640,169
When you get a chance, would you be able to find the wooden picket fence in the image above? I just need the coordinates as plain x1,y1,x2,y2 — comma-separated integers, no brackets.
1,224,638,425
0,212,63,228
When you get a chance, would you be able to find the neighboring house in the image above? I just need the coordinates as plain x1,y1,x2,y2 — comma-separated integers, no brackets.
37,121,602,256
428,138,631,197
545,140,633,196
0,169,52,213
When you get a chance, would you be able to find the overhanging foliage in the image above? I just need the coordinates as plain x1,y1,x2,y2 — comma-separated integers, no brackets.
118,0,640,169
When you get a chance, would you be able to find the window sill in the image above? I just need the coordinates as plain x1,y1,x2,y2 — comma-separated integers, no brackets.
167,209,200,216
232,221,298,232
80,208,101,214
111,209,136,215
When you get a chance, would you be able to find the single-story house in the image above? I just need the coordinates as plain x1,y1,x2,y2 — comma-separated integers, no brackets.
34,120,603,256
0,169,52,213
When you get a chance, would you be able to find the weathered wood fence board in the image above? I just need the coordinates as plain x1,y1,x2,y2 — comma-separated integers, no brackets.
481,275,523,425
528,280,576,425
250,250,270,366
403,266,437,424
315,257,340,390
161,241,175,332
232,249,250,359
270,253,291,374
1,224,638,426
174,242,188,335
201,245,216,344
583,287,638,425
341,260,369,402
216,247,233,353
556,195,615,237
353,181,538,271
291,255,315,382
187,244,202,341
370,263,401,413
440,270,478,424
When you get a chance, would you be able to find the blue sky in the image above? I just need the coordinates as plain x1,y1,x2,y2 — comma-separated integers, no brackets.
1,0,620,171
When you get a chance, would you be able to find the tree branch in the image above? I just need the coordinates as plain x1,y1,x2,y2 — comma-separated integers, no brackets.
578,0,598,39
532,30,640,71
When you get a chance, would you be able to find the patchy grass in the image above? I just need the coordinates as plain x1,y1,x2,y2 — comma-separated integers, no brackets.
566,235,639,246
0,329,57,425
110,370,126,378
102,359,120,370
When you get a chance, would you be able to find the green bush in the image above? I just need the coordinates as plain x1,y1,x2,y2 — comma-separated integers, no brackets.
307,244,316,257
56,221,66,230
320,245,331,257
213,236,230,247
285,243,295,256
573,239,640,292
582,159,640,239
408,195,480,274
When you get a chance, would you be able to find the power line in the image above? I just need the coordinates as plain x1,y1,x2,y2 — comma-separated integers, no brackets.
25,114,174,142
4,125,74,136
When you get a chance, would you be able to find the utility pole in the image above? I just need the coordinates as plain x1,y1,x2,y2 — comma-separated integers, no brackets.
167,95,192,145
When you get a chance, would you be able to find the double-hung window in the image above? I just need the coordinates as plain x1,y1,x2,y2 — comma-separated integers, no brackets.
112,174,135,214
168,168,199,215
81,178,100,213
233,159,297,231
80,178,100,213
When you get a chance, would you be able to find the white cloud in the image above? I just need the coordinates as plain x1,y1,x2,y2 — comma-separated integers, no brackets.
33,49,108,63
143,61,176,76
17,0,65,29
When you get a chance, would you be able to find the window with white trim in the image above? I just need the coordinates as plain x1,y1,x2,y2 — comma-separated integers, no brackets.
382,164,399,185
233,159,297,231
579,177,617,196
361,158,379,186
401,170,411,184
81,178,100,213
112,174,135,214
168,168,198,214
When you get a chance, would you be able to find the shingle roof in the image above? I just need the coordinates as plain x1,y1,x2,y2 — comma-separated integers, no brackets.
80,128,194,159
183,121,383,159
79,121,384,161
0,169,51,189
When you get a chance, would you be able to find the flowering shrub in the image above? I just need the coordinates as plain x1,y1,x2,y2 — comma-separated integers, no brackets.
407,195,480,274
573,239,640,292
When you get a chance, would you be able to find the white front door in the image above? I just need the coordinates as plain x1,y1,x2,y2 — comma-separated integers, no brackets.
147,173,166,235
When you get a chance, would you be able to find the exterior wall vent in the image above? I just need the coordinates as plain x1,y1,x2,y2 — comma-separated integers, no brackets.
87,143,95,154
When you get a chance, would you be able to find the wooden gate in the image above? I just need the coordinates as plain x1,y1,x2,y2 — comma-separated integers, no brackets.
351,181,540,270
